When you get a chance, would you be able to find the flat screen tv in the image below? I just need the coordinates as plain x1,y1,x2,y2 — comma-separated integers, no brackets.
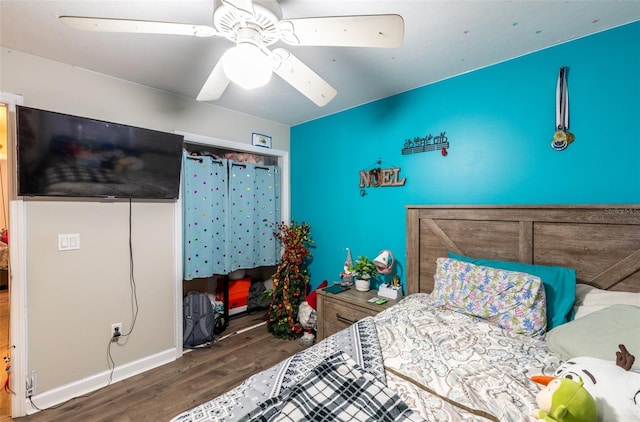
16,106,184,199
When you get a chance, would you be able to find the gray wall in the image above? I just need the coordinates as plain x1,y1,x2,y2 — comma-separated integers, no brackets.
1,47,289,400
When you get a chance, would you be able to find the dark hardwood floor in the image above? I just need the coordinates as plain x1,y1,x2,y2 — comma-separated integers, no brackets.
14,311,307,422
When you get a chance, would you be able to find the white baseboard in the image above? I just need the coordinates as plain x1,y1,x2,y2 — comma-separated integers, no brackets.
24,347,179,415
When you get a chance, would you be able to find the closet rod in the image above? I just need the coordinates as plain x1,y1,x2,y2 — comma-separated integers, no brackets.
231,162,271,170
186,155,224,166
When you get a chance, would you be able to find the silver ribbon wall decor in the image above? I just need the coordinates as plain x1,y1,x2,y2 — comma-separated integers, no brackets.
551,67,575,150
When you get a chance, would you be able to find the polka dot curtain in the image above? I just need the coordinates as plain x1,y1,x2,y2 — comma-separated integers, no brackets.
182,152,280,280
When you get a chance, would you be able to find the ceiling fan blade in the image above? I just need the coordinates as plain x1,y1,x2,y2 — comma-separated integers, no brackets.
59,16,218,37
221,0,255,19
277,14,404,48
271,48,337,107
197,59,231,101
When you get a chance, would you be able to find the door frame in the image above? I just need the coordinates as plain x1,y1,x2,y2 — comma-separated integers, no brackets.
1,91,27,417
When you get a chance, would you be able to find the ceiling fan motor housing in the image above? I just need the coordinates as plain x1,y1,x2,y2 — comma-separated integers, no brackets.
213,1,282,46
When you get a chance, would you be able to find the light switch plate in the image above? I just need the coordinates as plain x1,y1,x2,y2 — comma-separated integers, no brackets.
58,233,80,251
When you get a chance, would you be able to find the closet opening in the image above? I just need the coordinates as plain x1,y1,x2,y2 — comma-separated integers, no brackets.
178,134,289,345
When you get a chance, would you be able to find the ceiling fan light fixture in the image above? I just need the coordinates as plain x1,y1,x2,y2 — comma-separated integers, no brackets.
221,43,272,89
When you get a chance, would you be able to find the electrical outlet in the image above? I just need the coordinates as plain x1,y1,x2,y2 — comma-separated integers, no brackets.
26,371,37,397
111,322,123,340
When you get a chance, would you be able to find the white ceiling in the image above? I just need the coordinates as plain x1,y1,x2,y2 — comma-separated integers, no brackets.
1,1,639,126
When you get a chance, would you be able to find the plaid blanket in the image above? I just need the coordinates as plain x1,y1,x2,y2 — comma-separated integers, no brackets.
171,317,385,422
240,352,424,422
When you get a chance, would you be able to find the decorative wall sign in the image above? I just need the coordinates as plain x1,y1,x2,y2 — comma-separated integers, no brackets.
359,167,406,188
252,132,272,148
402,131,449,155
359,159,407,196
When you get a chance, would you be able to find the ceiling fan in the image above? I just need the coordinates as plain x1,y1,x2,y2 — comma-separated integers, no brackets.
59,0,404,107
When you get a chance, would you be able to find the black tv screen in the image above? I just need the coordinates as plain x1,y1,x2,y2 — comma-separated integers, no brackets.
16,106,184,199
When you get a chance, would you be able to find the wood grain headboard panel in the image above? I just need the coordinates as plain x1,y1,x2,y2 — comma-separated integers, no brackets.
406,205,640,294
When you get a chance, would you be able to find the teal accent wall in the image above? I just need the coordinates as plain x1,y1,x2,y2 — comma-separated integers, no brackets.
291,22,640,291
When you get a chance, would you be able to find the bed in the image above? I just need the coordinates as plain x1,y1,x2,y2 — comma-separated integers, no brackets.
171,205,640,422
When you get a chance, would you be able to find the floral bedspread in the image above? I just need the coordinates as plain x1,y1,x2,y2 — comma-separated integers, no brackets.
375,294,562,421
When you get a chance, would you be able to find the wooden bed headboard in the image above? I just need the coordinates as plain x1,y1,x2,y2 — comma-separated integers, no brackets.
405,205,640,294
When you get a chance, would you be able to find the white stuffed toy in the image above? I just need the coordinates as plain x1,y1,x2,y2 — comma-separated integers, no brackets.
551,345,640,422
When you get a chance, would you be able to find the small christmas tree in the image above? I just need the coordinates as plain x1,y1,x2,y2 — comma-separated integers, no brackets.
266,221,313,339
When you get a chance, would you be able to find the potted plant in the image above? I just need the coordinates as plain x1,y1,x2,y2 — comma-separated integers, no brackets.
348,255,378,291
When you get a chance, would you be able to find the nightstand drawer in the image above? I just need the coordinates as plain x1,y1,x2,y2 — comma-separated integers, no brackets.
322,299,376,336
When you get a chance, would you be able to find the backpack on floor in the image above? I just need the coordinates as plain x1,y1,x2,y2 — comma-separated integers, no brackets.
183,291,215,348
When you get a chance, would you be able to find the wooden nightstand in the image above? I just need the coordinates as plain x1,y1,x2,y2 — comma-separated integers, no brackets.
316,286,397,341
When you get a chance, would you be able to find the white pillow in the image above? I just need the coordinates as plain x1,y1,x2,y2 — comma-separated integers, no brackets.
546,304,640,361
573,284,640,319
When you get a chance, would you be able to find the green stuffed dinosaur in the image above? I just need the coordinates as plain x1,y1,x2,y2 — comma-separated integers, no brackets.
530,376,597,422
